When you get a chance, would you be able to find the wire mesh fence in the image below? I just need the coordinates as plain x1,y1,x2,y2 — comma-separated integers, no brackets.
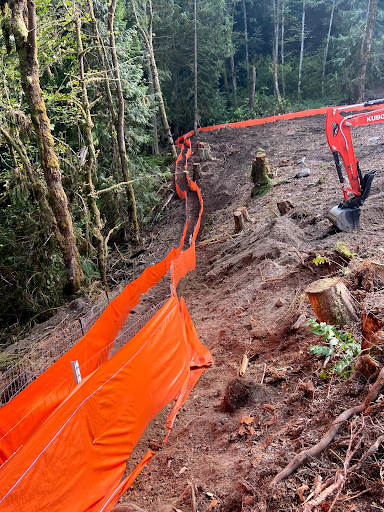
0,296,170,468
0,273,163,407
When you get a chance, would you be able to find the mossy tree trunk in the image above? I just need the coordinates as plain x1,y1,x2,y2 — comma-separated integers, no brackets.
74,12,108,290
86,0,129,239
130,0,177,159
7,0,84,294
108,0,141,243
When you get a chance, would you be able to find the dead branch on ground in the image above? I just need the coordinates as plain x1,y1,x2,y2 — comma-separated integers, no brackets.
303,472,345,512
271,367,384,485
303,417,364,512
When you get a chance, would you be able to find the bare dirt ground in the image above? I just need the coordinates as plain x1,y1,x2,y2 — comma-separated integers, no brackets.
117,115,384,512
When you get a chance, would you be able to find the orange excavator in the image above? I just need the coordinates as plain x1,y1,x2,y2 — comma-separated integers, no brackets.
325,98,384,231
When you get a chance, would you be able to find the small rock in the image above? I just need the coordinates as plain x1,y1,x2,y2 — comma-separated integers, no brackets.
295,168,311,178
292,314,307,330
368,136,380,143
275,298,284,307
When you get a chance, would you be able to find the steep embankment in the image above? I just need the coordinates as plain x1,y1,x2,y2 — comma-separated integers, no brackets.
116,115,384,511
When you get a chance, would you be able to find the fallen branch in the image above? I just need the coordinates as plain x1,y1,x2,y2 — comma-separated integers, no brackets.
196,232,243,248
310,432,384,492
271,367,384,485
302,472,344,512
187,480,197,512
265,270,299,282
351,433,384,472
104,224,121,255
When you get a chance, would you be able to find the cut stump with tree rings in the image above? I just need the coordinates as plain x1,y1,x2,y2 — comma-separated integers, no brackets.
305,277,359,327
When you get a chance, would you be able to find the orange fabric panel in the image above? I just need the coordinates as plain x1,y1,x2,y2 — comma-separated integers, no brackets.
171,245,197,289
0,296,195,512
165,298,213,436
98,451,155,512
0,245,182,464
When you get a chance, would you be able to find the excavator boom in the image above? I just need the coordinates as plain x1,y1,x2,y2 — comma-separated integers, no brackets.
325,99,384,231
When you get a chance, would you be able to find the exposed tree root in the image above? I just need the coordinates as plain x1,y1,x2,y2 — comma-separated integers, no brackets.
271,367,384,485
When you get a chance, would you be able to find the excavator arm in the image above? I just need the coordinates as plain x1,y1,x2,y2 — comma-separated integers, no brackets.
325,98,384,231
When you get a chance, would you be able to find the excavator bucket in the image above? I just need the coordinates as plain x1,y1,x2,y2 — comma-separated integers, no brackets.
327,205,361,231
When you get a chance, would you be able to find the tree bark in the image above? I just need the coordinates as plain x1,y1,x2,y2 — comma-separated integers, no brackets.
74,12,108,290
86,0,129,237
1,124,58,234
222,61,231,104
130,0,177,159
281,0,286,97
305,277,358,327
230,54,238,108
249,65,256,109
108,0,141,242
8,0,84,294
358,0,378,102
251,154,271,197
322,0,335,98
144,54,159,154
86,0,117,127
242,0,249,83
272,0,283,108
298,0,306,103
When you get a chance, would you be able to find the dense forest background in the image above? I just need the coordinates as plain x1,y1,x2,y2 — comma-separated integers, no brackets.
0,0,383,333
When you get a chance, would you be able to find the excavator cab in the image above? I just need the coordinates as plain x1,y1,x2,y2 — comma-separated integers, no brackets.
325,99,384,231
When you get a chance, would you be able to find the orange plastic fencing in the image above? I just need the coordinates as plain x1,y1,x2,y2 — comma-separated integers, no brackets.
0,238,187,465
0,103,376,511
0,296,211,512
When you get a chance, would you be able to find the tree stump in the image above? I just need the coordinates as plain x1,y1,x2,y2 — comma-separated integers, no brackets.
251,153,271,197
305,277,359,327
198,142,212,161
277,199,294,215
239,206,251,222
193,163,202,181
234,210,245,232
